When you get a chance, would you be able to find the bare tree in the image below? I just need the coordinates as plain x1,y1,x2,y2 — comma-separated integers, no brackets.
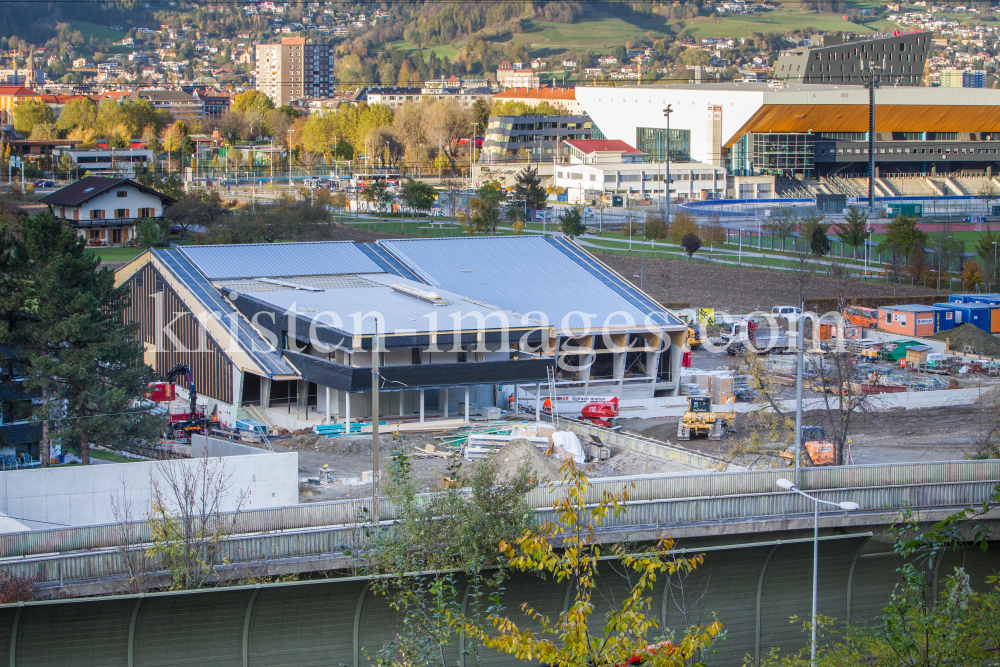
146,457,252,590
109,471,159,594
805,341,873,466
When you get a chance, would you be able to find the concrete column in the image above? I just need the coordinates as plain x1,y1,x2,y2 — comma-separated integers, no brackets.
296,380,307,414
419,389,425,422
260,378,271,409
464,386,470,422
513,383,519,414
232,368,244,409
442,388,449,419
325,386,330,425
344,392,351,431
399,391,405,417
535,383,541,420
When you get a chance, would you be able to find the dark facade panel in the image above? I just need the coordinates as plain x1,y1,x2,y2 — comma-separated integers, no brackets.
283,350,554,392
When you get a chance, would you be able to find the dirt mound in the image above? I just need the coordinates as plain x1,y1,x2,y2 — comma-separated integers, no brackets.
931,324,1000,357
492,438,563,483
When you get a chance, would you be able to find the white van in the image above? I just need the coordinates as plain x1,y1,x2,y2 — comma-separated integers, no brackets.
771,306,802,319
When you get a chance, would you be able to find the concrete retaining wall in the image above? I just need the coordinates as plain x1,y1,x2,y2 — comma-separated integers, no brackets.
0,452,298,529
190,434,268,458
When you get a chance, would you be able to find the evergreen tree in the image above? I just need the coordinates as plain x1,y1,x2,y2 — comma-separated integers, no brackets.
834,206,868,260
11,213,160,465
559,207,587,238
513,166,546,214
809,223,831,258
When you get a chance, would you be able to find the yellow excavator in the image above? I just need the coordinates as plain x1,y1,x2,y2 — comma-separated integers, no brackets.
677,396,734,441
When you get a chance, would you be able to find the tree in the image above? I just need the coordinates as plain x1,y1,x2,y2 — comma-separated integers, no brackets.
928,223,964,293
400,178,435,217
137,217,169,248
465,461,723,667
471,97,491,131
12,99,55,136
12,214,123,466
644,212,668,240
135,171,184,200
464,181,504,234
974,226,998,287
809,222,831,258
763,208,798,252
907,245,929,285
961,259,984,290
834,206,868,260
56,97,97,133
164,190,226,237
878,215,925,260
363,180,393,221
559,206,587,238
702,214,725,245
513,166,546,213
669,210,699,244
231,89,274,117
681,231,703,258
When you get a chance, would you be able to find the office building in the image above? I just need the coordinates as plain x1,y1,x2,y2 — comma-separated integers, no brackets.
480,114,595,162
941,69,986,89
774,31,930,86
256,37,335,106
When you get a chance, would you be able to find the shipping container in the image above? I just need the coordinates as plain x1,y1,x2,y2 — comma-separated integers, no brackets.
878,305,953,337
935,302,991,333
949,293,1000,305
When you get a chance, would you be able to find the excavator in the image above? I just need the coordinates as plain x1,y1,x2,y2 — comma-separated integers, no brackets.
676,396,734,441
147,363,213,440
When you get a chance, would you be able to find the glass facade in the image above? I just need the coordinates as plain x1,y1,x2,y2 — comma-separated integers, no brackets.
728,132,815,177
636,127,691,162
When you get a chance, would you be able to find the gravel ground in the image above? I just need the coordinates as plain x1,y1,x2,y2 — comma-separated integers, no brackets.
600,254,937,311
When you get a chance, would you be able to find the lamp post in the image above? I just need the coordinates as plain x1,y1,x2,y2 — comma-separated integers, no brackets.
861,59,883,217
662,105,672,221
287,129,294,192
937,235,953,295
471,122,478,188
993,241,997,291
776,479,860,667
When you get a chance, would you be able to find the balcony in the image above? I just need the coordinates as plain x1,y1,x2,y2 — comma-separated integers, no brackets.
67,217,160,229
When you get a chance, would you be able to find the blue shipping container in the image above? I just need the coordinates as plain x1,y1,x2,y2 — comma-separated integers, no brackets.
936,303,991,332
934,307,955,332
950,293,1000,305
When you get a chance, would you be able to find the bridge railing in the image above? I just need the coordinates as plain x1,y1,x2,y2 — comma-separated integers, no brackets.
2,471,998,586
0,459,996,563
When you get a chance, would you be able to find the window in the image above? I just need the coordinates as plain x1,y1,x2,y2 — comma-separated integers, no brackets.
115,209,129,218
886,311,892,325
138,207,155,218
116,190,127,198
411,348,422,365
90,210,105,220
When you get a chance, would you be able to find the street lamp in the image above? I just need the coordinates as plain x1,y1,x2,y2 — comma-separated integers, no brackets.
993,240,997,292
776,479,860,667
471,122,478,188
861,59,883,217
287,129,294,192
662,105,672,221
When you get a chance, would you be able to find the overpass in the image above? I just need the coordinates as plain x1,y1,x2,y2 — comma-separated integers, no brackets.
0,460,995,666
0,460,994,593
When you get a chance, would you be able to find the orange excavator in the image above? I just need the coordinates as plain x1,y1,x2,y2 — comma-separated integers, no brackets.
780,426,835,466
542,396,620,428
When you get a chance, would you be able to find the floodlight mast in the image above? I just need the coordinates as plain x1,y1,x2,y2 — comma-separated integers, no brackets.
861,59,884,217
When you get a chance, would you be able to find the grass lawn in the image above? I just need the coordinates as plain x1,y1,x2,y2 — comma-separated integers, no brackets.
666,4,895,40
90,450,142,464
65,19,126,42
507,9,669,53
387,40,460,61
87,247,144,263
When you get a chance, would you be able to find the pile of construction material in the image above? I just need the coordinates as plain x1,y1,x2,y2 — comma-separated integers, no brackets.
679,369,746,402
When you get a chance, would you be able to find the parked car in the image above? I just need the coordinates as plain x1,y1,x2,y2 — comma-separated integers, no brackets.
32,180,54,187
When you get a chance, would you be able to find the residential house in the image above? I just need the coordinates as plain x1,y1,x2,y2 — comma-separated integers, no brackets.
126,88,203,117
0,86,40,125
39,176,175,246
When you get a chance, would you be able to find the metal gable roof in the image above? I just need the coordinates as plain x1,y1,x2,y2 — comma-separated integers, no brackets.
236,273,540,337
377,237,681,332
178,242,384,280
154,248,296,377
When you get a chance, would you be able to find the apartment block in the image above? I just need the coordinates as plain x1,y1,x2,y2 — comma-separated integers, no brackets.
256,37,335,106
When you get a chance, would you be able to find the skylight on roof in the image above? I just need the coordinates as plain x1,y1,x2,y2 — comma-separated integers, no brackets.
83,187,95,192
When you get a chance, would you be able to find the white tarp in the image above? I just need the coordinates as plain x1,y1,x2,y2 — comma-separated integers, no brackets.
551,431,585,464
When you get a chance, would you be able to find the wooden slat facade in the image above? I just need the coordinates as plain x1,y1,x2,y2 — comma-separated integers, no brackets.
724,104,1000,148
123,263,234,404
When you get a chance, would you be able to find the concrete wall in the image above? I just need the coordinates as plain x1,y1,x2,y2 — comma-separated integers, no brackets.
0,452,298,529
190,434,269,458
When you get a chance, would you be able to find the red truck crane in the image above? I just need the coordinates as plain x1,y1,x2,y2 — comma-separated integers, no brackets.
147,363,213,440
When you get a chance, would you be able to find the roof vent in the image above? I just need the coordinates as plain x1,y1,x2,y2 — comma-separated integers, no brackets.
391,283,448,305
257,278,322,292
